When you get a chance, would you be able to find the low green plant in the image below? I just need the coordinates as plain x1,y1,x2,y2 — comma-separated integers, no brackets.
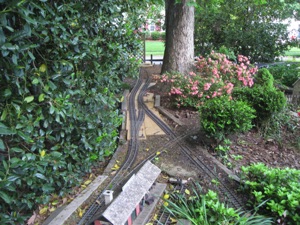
218,45,236,62
233,69,287,125
163,182,273,225
232,154,243,161
239,163,300,224
267,63,300,87
199,96,256,141
151,31,161,40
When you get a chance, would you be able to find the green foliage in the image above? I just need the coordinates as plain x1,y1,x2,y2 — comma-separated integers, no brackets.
255,68,275,88
267,63,300,87
151,31,161,40
240,163,300,224
0,0,145,223
195,0,299,62
164,182,273,225
233,69,287,124
199,96,256,141
218,46,236,62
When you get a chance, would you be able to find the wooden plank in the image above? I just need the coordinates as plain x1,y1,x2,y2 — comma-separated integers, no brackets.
156,106,183,126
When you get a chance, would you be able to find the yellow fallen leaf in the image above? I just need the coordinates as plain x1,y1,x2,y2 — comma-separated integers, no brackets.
163,201,169,207
162,175,169,179
145,223,153,225
111,164,120,171
153,214,158,220
84,179,92,186
49,207,56,212
78,208,84,218
81,185,87,189
156,151,161,155
163,194,170,200
51,200,59,205
145,148,149,151
39,206,48,215
89,173,94,179
116,160,120,164
185,189,190,195
170,217,177,223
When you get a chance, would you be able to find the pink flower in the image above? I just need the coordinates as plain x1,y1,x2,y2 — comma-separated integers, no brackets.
204,83,211,91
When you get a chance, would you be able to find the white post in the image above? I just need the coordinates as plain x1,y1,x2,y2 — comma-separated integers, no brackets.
103,190,114,205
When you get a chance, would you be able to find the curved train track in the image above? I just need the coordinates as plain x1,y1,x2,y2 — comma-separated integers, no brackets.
78,70,244,225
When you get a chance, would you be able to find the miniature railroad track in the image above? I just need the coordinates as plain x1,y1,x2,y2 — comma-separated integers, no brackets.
138,77,244,211
78,71,244,225
78,75,146,225
153,184,185,225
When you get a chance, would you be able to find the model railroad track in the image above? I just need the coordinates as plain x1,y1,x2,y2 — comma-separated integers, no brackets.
153,184,186,225
78,76,146,225
138,78,244,211
79,72,244,224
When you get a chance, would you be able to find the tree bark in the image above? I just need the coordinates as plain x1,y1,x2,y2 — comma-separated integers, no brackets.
161,0,194,75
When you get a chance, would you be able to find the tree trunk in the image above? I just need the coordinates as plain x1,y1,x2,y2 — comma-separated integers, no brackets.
161,0,194,75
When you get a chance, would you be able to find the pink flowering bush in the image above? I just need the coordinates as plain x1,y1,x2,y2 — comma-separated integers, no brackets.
160,51,258,109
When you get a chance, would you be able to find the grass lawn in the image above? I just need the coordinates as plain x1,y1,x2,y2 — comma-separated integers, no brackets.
145,40,165,56
284,47,300,56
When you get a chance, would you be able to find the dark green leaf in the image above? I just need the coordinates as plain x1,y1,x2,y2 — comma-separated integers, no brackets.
0,138,4,150
35,173,47,181
0,191,11,204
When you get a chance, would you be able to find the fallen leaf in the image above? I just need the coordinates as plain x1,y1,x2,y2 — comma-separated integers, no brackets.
153,213,158,220
49,207,56,212
163,201,169,207
51,200,59,205
39,206,48,215
185,189,190,195
111,164,120,171
27,211,37,225
170,217,177,223
163,194,170,200
96,200,101,205
84,179,92,186
62,197,67,204
78,208,85,218
156,151,161,155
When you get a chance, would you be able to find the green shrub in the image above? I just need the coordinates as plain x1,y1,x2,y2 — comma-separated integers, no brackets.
254,68,275,88
199,96,256,141
240,163,300,224
233,86,286,124
0,0,143,223
267,63,300,87
164,182,273,225
151,31,161,40
217,46,236,61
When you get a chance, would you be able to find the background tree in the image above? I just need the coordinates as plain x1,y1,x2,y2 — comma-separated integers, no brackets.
195,0,300,62
162,0,195,74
